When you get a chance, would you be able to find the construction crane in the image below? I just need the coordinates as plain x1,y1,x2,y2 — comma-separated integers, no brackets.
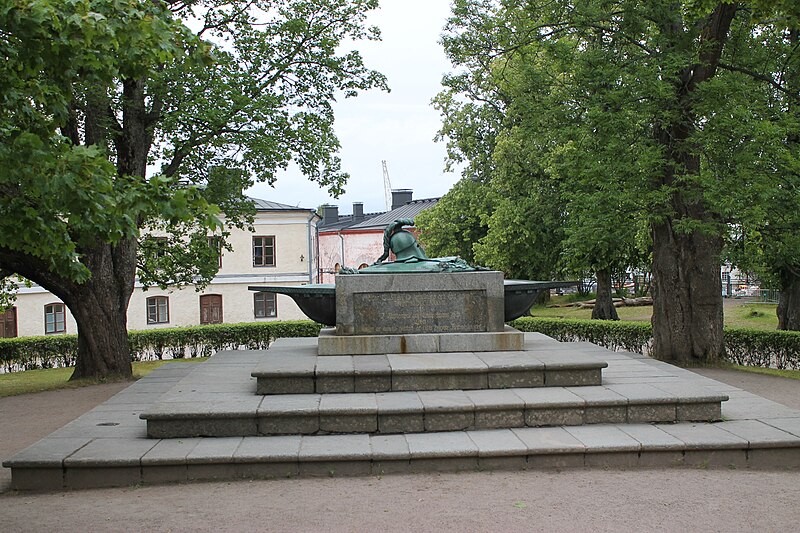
382,160,392,211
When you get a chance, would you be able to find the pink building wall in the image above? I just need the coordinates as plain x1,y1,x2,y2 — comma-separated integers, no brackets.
318,229,384,283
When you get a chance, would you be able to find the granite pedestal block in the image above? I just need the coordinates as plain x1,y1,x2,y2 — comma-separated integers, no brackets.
335,271,505,336
317,327,524,356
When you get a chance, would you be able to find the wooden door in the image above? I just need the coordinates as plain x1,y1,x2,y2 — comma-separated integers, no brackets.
200,295,223,324
0,307,17,337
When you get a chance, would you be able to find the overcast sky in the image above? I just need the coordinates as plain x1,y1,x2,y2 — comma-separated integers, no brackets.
246,0,459,215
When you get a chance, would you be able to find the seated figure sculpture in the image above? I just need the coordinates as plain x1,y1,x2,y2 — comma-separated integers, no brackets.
344,218,485,274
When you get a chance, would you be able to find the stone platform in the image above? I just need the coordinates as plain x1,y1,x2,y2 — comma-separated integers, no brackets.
317,326,524,356
253,337,605,394
139,337,723,439
5,333,800,491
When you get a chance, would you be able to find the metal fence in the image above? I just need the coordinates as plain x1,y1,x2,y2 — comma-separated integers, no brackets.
755,289,780,304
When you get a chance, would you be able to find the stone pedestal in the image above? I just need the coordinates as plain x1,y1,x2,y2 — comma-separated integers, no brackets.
335,271,505,336
319,271,512,356
317,326,524,356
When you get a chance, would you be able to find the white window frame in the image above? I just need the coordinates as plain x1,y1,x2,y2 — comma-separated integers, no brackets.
147,296,170,324
254,292,277,318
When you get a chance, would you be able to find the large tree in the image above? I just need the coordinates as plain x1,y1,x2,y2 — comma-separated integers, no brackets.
0,0,386,379
733,26,800,330
489,31,647,318
419,14,568,283
436,0,799,362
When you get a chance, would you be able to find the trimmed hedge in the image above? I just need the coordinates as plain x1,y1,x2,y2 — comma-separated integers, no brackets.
0,334,78,372
511,317,800,370
511,317,653,354
723,327,800,370
3,317,799,372
0,321,323,372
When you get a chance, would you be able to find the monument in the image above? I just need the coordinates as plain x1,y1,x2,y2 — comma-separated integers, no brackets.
250,219,575,355
5,218,741,491
135,219,724,442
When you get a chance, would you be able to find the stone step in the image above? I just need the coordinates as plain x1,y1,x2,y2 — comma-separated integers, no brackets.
8,422,800,490
252,339,607,394
7,348,800,491
140,385,727,439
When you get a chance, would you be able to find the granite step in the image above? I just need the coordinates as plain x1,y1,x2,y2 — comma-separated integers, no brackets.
140,385,727,439
8,422,800,490
251,339,607,394
7,349,800,491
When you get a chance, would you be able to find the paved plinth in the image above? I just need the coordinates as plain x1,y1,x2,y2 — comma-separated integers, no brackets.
255,337,605,393
317,326,525,356
5,336,800,491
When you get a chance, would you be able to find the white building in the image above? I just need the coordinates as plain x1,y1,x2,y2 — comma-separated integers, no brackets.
1,198,320,338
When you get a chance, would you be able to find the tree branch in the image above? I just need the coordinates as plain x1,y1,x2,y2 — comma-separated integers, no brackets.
0,246,78,301
718,62,793,96
689,3,738,88
60,102,81,145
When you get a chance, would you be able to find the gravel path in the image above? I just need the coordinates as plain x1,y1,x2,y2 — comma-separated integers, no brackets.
1,367,798,532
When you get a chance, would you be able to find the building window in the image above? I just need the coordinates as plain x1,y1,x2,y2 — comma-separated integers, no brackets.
147,296,169,324
200,294,223,324
208,236,222,268
0,307,17,338
44,303,66,334
254,292,277,318
253,236,275,267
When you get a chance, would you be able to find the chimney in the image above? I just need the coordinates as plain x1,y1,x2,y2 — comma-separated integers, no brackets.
391,189,413,210
322,204,339,225
353,202,364,221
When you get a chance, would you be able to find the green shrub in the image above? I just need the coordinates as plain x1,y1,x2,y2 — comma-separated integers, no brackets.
723,327,800,370
0,320,323,372
4,317,799,372
511,317,800,370
512,317,653,353
0,334,78,371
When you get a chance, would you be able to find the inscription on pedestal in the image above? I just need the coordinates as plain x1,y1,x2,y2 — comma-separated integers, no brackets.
353,290,487,334
336,271,505,336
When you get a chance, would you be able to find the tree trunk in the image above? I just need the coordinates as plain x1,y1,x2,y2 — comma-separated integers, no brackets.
65,239,137,380
777,30,799,332
0,238,137,379
535,289,550,306
68,287,133,379
645,0,734,366
777,268,800,331
61,76,151,379
592,268,619,320
651,222,724,364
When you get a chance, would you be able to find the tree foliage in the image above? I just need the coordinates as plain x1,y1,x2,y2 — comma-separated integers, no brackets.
0,0,386,378
415,177,494,264
429,0,800,360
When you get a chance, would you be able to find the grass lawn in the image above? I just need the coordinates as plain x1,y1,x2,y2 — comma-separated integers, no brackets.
532,296,779,330
731,365,800,381
0,357,208,398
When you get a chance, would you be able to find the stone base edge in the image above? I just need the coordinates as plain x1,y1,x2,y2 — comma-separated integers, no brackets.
317,326,524,356
11,445,800,491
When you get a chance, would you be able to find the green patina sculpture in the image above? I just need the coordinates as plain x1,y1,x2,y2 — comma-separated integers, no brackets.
249,218,577,323
342,218,486,274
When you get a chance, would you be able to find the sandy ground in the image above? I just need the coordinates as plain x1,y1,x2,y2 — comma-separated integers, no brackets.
1,369,799,532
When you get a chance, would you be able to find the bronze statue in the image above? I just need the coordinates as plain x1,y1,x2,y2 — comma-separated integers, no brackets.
342,219,485,274
249,218,577,324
